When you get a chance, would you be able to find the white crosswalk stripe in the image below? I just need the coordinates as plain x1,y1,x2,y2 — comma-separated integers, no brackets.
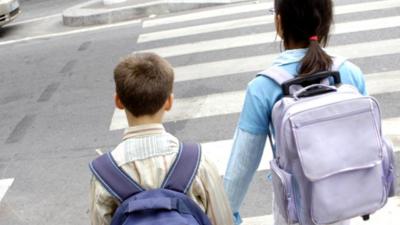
139,0,400,43
144,16,400,58
139,15,272,43
0,178,14,203
172,38,400,82
142,0,400,28
243,197,400,225
111,0,400,223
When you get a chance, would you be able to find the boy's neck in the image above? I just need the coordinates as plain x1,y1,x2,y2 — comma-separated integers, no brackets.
126,110,164,127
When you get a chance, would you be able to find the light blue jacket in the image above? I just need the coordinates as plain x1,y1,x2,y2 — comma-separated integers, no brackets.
223,48,367,224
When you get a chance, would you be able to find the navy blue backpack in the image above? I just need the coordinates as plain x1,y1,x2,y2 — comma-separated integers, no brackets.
89,143,212,225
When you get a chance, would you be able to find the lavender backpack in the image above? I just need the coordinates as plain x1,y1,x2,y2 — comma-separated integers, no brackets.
259,58,396,225
89,143,212,225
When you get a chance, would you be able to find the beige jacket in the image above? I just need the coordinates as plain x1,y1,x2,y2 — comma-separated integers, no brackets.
89,124,234,225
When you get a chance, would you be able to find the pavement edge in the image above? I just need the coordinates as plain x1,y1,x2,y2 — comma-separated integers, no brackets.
62,0,249,27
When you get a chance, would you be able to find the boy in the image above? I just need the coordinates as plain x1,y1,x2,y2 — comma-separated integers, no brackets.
89,52,234,225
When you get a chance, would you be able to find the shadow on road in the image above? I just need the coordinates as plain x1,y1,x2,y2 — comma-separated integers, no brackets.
0,26,17,39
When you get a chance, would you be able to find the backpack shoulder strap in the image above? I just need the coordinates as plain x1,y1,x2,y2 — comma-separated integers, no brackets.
257,67,293,157
161,143,201,194
89,152,144,202
257,66,294,85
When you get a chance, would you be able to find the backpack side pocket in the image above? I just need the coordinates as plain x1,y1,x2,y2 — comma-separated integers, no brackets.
383,138,396,197
270,160,298,224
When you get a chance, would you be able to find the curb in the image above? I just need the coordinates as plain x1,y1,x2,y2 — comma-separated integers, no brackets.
62,0,247,27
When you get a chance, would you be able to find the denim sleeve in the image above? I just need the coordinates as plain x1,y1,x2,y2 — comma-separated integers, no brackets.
224,128,267,225
238,78,277,135
356,70,368,96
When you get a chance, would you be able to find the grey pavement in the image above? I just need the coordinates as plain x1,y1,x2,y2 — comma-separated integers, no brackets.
62,0,248,26
0,0,399,224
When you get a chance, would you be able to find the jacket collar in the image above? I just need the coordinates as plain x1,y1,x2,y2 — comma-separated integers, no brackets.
123,123,165,140
272,48,308,66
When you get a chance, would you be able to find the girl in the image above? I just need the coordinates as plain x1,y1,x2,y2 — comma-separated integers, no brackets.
223,0,366,224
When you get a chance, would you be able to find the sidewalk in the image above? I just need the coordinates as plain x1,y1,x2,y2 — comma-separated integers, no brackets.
62,0,249,26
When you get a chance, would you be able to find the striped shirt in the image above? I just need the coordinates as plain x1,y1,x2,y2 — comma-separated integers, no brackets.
89,123,234,225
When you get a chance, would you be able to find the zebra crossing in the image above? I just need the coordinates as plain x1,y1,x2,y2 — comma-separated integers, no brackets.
0,178,14,203
109,0,400,224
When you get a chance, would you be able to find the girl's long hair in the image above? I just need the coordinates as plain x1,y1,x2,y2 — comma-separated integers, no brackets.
274,0,334,75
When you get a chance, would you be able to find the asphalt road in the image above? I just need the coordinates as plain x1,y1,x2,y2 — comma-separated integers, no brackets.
0,0,399,224
16,0,88,22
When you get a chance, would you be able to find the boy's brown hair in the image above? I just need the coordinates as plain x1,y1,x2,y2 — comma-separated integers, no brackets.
114,52,174,117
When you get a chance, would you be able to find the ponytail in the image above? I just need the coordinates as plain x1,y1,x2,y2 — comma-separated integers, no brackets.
299,37,333,75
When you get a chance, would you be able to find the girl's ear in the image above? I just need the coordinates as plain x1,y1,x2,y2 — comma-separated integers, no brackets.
114,93,125,110
164,94,174,112
275,14,283,38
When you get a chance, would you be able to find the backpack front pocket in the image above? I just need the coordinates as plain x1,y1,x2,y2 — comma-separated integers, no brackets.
310,165,386,224
270,160,298,224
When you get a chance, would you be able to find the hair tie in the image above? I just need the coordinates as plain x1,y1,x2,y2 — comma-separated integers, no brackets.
309,36,318,41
